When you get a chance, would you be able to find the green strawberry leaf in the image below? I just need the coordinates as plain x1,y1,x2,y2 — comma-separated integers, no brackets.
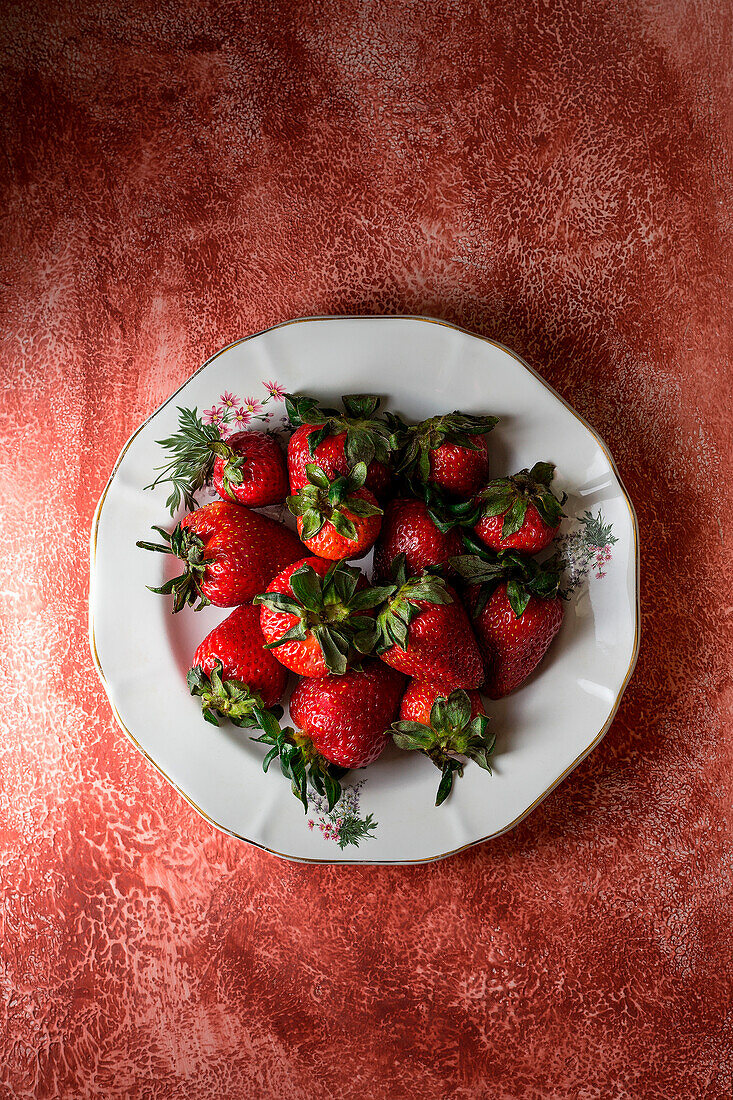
341,394,381,418
506,578,531,618
501,496,529,538
436,760,463,806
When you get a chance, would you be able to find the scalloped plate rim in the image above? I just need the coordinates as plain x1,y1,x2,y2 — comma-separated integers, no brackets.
88,314,640,864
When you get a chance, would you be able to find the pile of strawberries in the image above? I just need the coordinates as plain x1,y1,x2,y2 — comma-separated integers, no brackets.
138,392,566,809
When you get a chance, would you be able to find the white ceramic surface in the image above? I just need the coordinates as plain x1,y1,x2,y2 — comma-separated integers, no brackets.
89,316,639,864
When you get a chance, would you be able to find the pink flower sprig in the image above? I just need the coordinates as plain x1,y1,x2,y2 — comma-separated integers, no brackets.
263,380,286,400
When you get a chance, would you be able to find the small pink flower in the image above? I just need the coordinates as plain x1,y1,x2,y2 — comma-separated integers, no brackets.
597,570,607,578
220,391,238,409
241,396,264,415
307,820,314,831
263,380,286,401
203,405,225,426
232,407,252,427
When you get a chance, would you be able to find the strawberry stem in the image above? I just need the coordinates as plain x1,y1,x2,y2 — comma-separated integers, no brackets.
391,689,496,806
186,662,282,729
251,723,347,812
136,523,212,612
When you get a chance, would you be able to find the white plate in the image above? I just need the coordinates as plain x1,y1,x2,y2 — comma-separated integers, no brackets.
90,316,639,864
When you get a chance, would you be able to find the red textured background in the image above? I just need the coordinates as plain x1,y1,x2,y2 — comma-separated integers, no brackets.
1,2,731,1097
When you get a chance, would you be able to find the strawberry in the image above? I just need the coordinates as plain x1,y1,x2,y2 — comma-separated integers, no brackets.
144,407,287,514
136,501,304,612
374,557,484,688
254,557,392,676
391,686,495,804
289,661,405,768
252,660,406,811
210,430,288,506
372,497,463,580
394,411,498,497
287,462,382,561
186,604,288,727
399,680,486,726
285,393,393,496
451,545,564,698
474,462,565,554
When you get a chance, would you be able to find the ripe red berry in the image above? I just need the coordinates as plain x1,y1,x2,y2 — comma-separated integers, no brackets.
474,462,565,555
288,462,383,561
372,498,462,580
289,660,406,769
137,501,304,611
211,430,288,506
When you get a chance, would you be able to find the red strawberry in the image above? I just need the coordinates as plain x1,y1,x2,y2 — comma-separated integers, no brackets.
210,430,288,506
289,660,406,768
374,559,483,688
186,604,288,725
288,462,382,561
255,557,391,676
252,660,406,812
395,411,498,497
136,501,304,612
469,584,563,698
451,547,564,698
144,407,287,515
285,393,393,496
474,462,565,555
399,680,485,726
372,497,462,580
391,685,495,804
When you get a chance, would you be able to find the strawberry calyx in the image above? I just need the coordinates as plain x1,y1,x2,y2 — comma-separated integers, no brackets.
373,554,453,652
251,724,347,813
393,411,498,484
287,462,383,541
476,462,567,539
391,689,496,805
253,560,393,674
450,536,563,618
413,482,481,534
136,523,212,613
144,406,245,516
186,661,283,730
285,392,394,468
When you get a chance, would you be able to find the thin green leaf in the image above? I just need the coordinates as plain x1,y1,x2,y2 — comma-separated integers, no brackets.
329,510,358,541
323,770,342,812
529,461,555,486
506,578,530,618
253,592,304,616
312,626,348,674
299,509,325,541
501,497,529,538
306,463,331,490
436,761,460,806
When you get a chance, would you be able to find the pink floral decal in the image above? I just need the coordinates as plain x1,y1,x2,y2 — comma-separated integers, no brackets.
209,383,284,433
231,407,252,428
556,509,618,593
263,380,286,400
241,396,264,416
307,781,377,849
202,405,225,427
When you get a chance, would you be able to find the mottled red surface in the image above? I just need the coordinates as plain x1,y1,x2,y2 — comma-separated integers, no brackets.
1,1,731,1097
